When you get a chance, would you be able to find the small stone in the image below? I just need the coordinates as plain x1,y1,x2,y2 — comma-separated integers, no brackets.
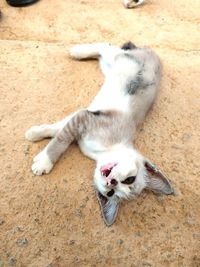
79,196,89,209
142,261,152,266
184,217,194,226
0,219,5,225
75,208,82,218
171,144,183,150
22,144,30,155
117,239,124,245
172,188,181,197
134,231,142,237
14,226,24,233
157,195,165,204
73,256,79,262
193,233,200,239
69,240,75,245
172,225,179,230
8,258,17,266
16,238,28,247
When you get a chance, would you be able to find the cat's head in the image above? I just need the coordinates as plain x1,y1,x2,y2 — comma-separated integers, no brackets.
93,149,174,226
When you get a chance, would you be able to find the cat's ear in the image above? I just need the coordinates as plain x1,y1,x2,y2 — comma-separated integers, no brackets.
144,160,174,195
96,191,119,226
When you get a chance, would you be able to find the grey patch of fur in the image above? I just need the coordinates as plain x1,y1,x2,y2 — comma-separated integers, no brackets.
126,70,155,95
123,52,140,64
126,70,143,94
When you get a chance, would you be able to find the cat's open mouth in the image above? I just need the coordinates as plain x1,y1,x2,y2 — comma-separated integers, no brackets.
100,163,117,177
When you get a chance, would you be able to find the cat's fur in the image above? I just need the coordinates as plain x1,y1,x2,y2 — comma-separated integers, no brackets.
123,0,145,8
25,42,174,226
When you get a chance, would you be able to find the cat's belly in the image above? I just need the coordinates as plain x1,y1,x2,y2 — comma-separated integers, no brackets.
78,137,107,161
88,83,130,113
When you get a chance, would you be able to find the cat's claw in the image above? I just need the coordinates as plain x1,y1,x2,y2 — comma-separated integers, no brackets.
32,151,53,175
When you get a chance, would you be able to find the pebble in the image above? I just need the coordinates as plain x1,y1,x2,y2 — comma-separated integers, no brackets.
184,216,194,226
193,232,200,239
79,196,89,209
75,208,82,218
0,219,5,226
157,195,165,204
171,144,183,150
117,239,124,245
134,231,142,237
8,258,17,266
16,238,28,247
22,144,30,155
69,240,75,245
141,261,152,266
15,226,24,232
172,188,181,197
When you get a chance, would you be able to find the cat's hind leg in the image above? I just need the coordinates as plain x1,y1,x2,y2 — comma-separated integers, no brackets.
25,112,77,142
30,110,93,175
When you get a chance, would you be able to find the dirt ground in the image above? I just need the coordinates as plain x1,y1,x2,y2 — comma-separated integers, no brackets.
0,0,200,266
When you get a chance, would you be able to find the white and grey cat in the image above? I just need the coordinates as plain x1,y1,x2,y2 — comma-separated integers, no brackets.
25,42,174,226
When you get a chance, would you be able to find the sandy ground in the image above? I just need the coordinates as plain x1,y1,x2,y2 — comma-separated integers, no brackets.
0,0,200,266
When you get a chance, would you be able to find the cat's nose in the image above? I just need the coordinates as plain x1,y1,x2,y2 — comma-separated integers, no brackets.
110,179,118,186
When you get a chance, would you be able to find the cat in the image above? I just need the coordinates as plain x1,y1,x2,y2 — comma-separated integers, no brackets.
25,42,174,226
123,0,146,8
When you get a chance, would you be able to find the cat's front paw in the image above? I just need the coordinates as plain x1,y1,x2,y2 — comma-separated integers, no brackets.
25,125,47,142
31,150,53,175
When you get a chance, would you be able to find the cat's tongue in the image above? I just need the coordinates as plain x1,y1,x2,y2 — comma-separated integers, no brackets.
100,163,117,178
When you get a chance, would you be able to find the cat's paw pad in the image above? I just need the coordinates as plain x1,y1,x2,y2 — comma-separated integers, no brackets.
32,151,53,175
25,125,47,142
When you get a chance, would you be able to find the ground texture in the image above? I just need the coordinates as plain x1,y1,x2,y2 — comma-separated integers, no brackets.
0,0,200,266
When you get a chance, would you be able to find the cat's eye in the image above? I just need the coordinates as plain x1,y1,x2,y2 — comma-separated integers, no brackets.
121,176,136,185
107,189,115,197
